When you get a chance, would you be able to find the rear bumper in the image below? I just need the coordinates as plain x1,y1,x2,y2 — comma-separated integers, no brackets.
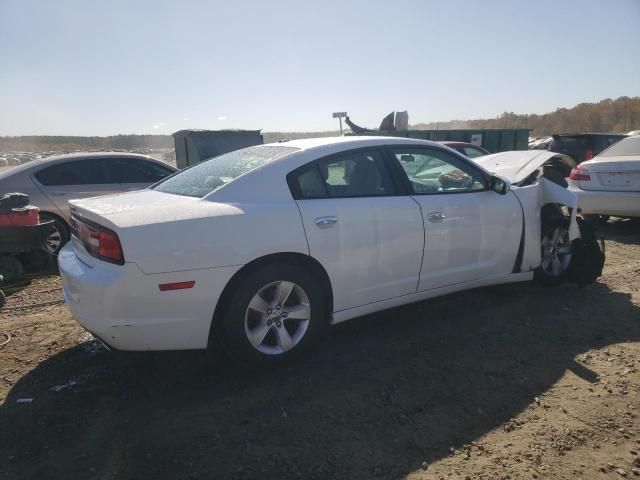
568,185,640,217
58,243,240,351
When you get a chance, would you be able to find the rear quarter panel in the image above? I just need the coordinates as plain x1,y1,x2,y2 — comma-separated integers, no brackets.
0,166,61,217
116,200,309,274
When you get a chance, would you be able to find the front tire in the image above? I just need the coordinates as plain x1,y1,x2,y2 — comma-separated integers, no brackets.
219,263,327,367
534,218,573,286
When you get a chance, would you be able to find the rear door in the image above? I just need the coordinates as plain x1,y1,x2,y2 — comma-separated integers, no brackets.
34,158,123,215
387,146,522,291
108,157,175,192
289,148,424,312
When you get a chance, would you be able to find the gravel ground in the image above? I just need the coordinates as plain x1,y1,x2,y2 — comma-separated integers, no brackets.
0,218,638,480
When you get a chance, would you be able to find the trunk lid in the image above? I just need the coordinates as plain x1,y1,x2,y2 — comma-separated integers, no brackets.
68,190,207,228
67,189,245,273
578,157,640,192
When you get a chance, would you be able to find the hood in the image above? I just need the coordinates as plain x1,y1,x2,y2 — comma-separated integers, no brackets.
472,151,576,185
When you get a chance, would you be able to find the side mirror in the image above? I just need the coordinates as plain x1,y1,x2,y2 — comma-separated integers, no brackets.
490,174,510,195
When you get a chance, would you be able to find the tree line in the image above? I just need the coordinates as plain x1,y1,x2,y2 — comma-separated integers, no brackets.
412,97,640,136
1,97,638,152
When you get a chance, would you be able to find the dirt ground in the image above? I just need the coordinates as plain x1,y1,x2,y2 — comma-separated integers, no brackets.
0,219,638,480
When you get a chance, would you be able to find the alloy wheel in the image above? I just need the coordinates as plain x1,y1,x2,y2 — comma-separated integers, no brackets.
44,224,62,254
244,280,311,355
540,226,573,277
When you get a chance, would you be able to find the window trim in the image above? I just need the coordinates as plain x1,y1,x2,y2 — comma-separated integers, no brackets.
286,147,407,200
383,145,492,196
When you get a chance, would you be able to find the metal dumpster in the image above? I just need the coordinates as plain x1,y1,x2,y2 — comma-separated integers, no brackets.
173,129,263,169
350,129,530,153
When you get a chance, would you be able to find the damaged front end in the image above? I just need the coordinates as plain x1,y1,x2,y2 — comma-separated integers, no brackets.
477,151,605,287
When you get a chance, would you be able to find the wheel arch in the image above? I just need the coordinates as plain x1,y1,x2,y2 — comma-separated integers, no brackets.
39,210,70,231
208,252,334,348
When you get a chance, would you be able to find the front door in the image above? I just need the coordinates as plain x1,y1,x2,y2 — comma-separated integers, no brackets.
387,146,522,291
290,148,424,312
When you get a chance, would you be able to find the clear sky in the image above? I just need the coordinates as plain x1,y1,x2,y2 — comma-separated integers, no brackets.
1,0,639,136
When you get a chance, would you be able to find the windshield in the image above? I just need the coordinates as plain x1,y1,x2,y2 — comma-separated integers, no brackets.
153,145,298,197
599,136,639,157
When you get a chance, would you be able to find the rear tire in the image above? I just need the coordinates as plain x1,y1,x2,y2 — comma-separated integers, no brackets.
40,213,69,255
218,263,327,368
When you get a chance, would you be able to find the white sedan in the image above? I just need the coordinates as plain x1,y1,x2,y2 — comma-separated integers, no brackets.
59,137,593,366
568,135,640,221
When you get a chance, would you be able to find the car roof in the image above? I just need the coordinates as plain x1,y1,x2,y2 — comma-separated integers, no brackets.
38,151,161,164
267,135,442,151
0,151,174,181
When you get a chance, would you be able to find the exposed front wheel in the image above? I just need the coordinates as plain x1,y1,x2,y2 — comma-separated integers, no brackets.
219,263,326,367
534,218,573,286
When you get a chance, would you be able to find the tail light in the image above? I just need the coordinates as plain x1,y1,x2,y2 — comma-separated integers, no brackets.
569,167,591,181
584,149,593,160
71,215,124,264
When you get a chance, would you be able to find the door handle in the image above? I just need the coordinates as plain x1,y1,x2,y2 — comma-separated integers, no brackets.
427,212,446,222
51,191,67,196
314,216,338,227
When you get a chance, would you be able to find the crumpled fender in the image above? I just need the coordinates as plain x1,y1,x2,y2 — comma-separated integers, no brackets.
510,177,580,272
540,177,580,240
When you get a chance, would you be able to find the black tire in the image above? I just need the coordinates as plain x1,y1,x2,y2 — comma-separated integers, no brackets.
19,249,52,271
0,290,5,309
534,216,605,287
0,255,24,283
40,213,70,255
566,218,605,287
217,263,327,367
534,217,573,286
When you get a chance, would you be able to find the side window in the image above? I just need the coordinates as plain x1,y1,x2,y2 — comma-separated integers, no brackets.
34,159,113,186
292,150,396,199
462,147,486,159
109,158,174,183
390,148,487,194
295,168,327,199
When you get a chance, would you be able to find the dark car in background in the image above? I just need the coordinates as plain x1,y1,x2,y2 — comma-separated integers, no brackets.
438,141,490,159
546,133,627,164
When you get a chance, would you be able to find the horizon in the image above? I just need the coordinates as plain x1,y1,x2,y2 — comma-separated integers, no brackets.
1,0,639,136
1,95,637,139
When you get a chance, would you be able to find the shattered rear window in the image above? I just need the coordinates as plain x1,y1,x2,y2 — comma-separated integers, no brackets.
153,145,298,197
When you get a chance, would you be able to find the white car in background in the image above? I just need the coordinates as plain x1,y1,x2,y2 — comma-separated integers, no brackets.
568,135,640,221
59,137,599,366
